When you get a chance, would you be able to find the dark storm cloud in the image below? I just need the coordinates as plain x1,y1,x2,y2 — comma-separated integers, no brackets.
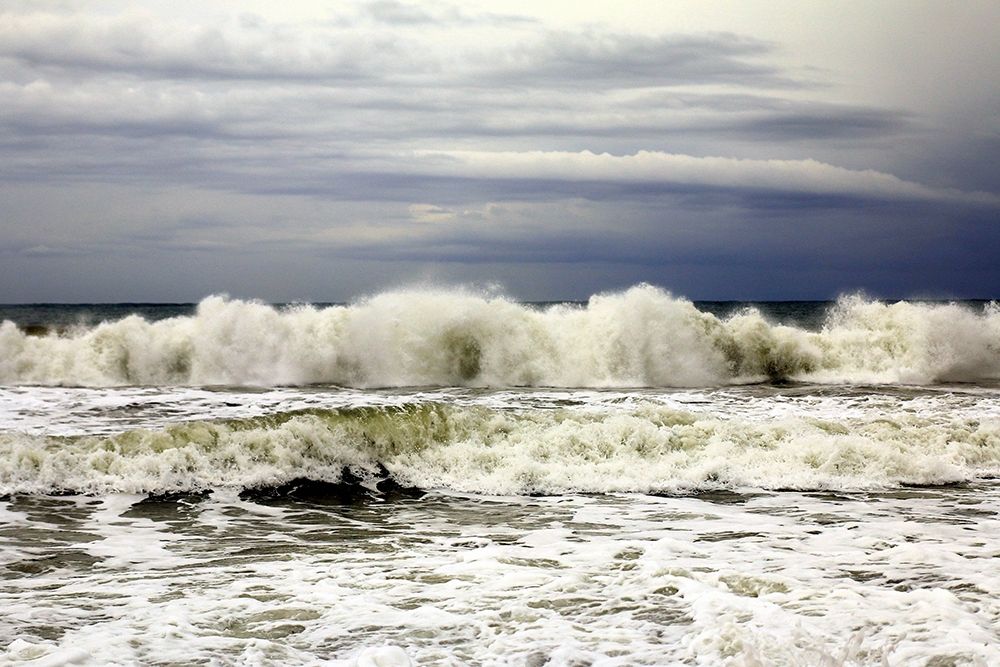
917,133,1000,193
429,107,908,144
0,85,909,148
298,195,998,289
2,137,989,212
729,109,907,141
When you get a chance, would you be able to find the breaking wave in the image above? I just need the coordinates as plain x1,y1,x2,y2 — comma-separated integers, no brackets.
2,403,998,496
1,285,998,387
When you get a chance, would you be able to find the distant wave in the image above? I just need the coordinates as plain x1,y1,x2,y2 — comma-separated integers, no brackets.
2,403,998,495
1,285,998,387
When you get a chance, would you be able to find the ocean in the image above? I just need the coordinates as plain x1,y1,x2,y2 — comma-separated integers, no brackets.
1,285,998,665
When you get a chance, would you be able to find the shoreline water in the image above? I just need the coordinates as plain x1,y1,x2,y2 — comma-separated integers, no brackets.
3,484,999,665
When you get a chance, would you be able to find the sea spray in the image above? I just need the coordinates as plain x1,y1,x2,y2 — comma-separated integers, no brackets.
1,285,997,387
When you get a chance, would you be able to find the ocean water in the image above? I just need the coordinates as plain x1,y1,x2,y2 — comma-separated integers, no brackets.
1,285,999,665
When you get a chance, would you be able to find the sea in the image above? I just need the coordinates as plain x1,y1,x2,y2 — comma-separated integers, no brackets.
1,284,999,666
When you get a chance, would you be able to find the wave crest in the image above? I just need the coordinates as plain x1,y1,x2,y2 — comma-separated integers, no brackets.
1,285,998,387
2,403,998,496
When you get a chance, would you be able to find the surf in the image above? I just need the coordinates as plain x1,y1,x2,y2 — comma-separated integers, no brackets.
3,402,997,496
1,285,997,387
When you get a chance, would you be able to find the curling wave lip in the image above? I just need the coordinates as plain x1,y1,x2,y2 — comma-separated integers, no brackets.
2,401,997,496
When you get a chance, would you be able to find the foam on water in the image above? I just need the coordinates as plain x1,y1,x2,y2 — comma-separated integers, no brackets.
2,489,998,665
2,398,998,496
2,285,998,387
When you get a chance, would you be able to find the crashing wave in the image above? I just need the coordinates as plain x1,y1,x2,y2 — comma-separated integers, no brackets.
1,285,998,387
2,403,998,496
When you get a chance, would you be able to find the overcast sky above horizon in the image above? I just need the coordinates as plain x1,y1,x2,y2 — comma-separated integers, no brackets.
1,0,998,302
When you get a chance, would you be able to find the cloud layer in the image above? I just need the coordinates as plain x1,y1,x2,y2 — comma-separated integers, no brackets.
0,1,998,301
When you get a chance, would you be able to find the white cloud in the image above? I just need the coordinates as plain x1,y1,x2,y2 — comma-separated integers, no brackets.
397,150,999,205
408,204,456,223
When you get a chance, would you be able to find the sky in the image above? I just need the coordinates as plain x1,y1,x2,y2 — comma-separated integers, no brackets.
0,0,998,302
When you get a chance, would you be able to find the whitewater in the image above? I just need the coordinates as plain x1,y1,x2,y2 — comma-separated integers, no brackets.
3,285,999,388
2,285,999,666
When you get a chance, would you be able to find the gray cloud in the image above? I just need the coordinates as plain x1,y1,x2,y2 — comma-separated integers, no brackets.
0,3,997,302
384,150,998,205
0,77,910,149
363,0,437,25
0,13,789,91
477,31,792,88
0,12,410,82
731,109,907,140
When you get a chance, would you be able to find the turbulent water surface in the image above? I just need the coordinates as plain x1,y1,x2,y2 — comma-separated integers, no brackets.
2,286,999,665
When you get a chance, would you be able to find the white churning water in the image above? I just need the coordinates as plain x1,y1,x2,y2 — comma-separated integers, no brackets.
2,285,998,387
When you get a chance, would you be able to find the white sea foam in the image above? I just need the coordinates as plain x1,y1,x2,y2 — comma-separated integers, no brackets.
2,489,998,665
2,401,998,496
1,285,997,388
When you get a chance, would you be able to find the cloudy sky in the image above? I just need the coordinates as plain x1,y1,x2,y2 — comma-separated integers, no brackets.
1,0,997,302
